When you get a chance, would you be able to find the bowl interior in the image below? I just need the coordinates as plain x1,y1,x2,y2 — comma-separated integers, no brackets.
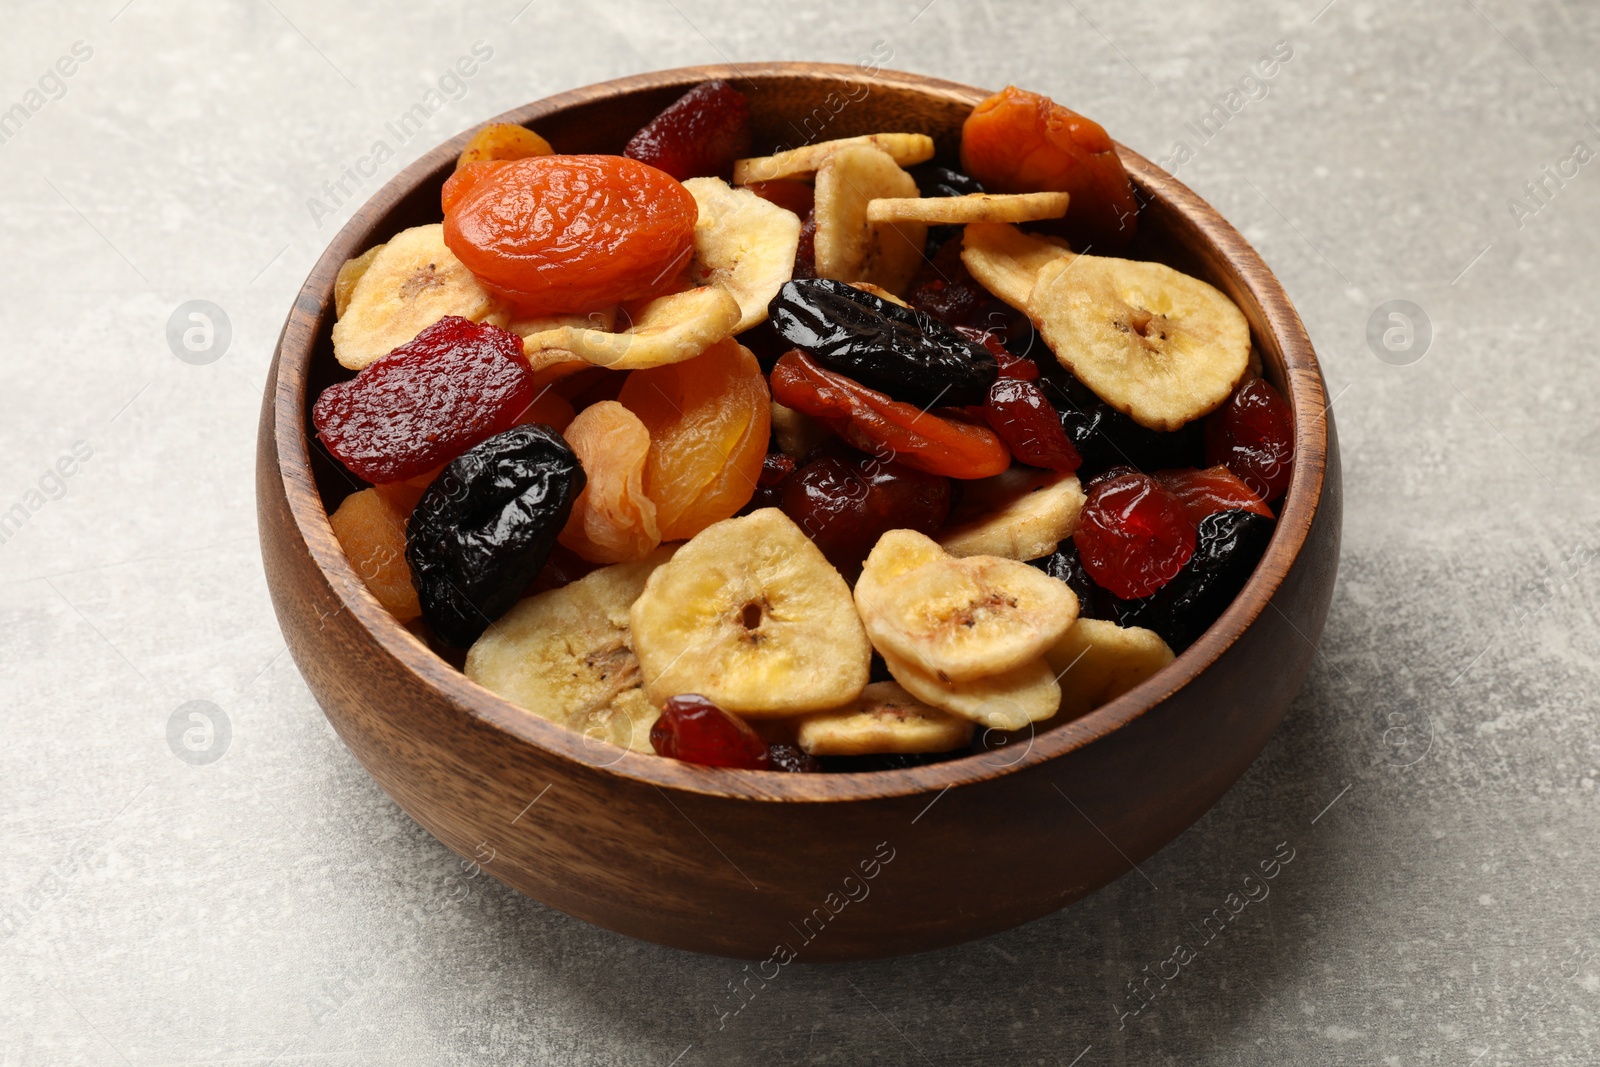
283,64,1326,802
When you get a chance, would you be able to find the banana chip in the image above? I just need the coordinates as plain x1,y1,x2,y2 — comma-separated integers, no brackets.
796,682,974,755
813,145,927,295
1028,254,1250,431
866,191,1071,226
334,244,384,319
683,177,802,332
880,647,1061,730
1046,618,1174,720
959,222,1075,311
938,470,1087,561
520,286,741,370
733,133,935,184
331,224,508,370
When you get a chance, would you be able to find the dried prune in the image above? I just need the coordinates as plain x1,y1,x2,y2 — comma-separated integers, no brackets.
1205,377,1294,503
767,743,822,773
780,451,951,580
406,424,584,646
624,80,752,182
982,378,1082,472
650,694,772,769
313,316,539,484
769,350,1009,480
1112,509,1274,651
1039,368,1205,476
908,163,985,199
1029,540,1109,620
768,278,998,407
1072,471,1196,600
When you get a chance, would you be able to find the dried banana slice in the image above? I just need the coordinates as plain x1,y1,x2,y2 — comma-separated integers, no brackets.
733,133,935,184
796,681,974,756
1028,254,1251,431
683,177,802,332
464,547,676,754
520,286,741,370
960,222,1075,311
879,647,1060,730
938,470,1087,561
866,191,1071,226
630,508,871,717
505,306,618,338
331,224,508,370
334,243,384,318
855,529,1078,683
1046,618,1174,720
813,145,927,295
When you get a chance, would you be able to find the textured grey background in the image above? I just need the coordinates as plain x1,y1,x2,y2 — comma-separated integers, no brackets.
3,0,1598,1063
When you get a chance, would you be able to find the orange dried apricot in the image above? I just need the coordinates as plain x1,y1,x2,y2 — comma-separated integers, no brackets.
617,338,769,541
558,401,661,564
442,155,698,315
960,86,1139,251
328,488,421,621
456,123,553,169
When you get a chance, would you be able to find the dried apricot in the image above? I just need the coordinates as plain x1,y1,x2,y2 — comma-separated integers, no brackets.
442,155,698,315
617,338,770,540
516,388,576,434
558,401,662,564
960,86,1139,251
328,488,421,621
456,123,553,169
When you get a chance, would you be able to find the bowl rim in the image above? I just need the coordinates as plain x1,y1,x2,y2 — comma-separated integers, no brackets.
268,61,1328,804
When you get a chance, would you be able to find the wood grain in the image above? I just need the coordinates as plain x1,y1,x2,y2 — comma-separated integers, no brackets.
257,63,1342,960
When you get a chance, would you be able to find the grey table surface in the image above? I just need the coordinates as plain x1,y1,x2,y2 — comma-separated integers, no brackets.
4,0,1598,1063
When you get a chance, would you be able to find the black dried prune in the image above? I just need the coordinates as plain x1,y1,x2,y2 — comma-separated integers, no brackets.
908,163,985,199
767,278,998,407
1040,370,1205,476
1029,541,1111,620
406,424,585,647
1112,509,1274,651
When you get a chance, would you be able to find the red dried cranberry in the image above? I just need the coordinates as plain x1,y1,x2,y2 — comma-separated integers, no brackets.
313,316,537,484
982,378,1082,472
767,744,821,773
1153,466,1271,524
624,80,751,181
780,452,951,581
650,695,771,769
1072,472,1197,600
1204,378,1294,502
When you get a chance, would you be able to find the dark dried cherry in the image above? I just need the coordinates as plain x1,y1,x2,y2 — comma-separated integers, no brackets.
1205,377,1294,502
406,424,584,646
780,451,951,580
982,378,1082,472
739,451,798,513
767,743,822,773
1072,471,1196,600
955,326,1038,380
649,694,771,769
791,212,818,279
313,316,537,484
768,278,998,407
624,79,752,181
1112,509,1274,651
906,238,990,327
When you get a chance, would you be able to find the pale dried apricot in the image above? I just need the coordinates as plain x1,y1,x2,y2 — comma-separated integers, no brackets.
558,401,661,564
456,123,553,169
328,488,421,621
617,338,769,541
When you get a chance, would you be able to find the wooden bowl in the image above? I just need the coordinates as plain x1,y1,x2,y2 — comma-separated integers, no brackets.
257,63,1341,961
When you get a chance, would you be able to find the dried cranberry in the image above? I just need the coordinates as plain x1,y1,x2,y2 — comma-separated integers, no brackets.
983,378,1082,472
1154,466,1271,524
313,316,537,484
767,744,821,773
1112,509,1274,651
780,452,951,581
1072,472,1196,600
1205,378,1294,502
406,424,584,646
650,694,771,769
624,80,751,181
